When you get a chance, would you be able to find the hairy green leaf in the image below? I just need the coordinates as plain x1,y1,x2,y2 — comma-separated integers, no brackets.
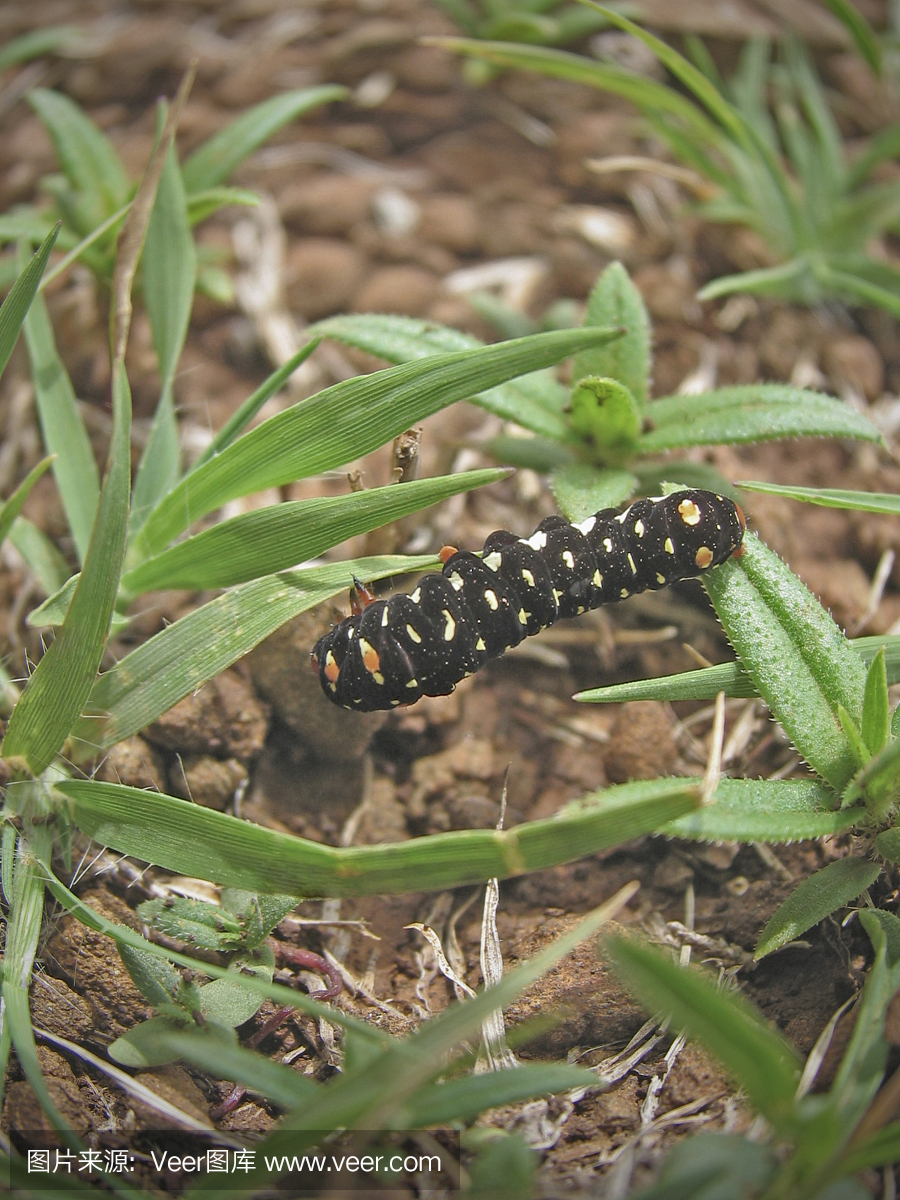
755,857,882,959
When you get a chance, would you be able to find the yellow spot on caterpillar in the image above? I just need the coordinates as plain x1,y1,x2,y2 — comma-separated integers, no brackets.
664,537,675,554
593,570,603,586
485,588,499,610
521,568,535,587
483,551,503,572
448,571,464,591
381,608,389,626
553,589,564,603
695,546,714,569
627,553,637,574
562,550,575,569
678,498,702,526
620,587,630,598
324,651,340,683
406,679,418,688
656,572,666,584
634,519,645,537
476,637,486,651
518,608,528,625
406,624,422,643
442,609,456,640
372,672,385,685
359,638,381,675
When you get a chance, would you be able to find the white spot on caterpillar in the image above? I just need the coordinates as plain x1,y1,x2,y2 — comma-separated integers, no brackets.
483,551,503,572
678,497,702,526
526,531,547,550
381,608,389,626
485,589,499,610
627,553,637,574
406,623,422,643
603,538,614,553
664,537,675,555
410,587,422,603
406,678,418,688
521,568,535,587
348,626,357,638
476,637,486,651
634,519,645,537
442,609,456,640
576,516,596,535
448,571,465,591
620,587,630,598
593,570,603,586
562,550,575,569
656,572,666,584
695,545,714,569
518,608,528,625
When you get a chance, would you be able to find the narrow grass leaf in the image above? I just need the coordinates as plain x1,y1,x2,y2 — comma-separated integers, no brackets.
639,386,883,452
0,223,59,378
121,469,506,594
180,86,348,192
315,311,578,442
577,635,900,704
837,1122,900,1174
0,456,54,549
135,326,627,556
189,339,321,471
27,88,130,229
21,285,99,563
8,516,70,598
572,261,650,408
131,140,195,532
1,365,131,773
819,0,881,73
398,1063,595,1127
861,649,889,756
72,554,437,750
186,185,260,224
755,857,883,959
607,935,802,1123
660,778,858,844
0,26,77,70
551,463,637,522
814,261,900,318
702,533,868,791
737,481,900,515
60,777,697,897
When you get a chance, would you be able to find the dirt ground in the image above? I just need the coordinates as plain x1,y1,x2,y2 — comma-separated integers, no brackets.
1,0,900,1195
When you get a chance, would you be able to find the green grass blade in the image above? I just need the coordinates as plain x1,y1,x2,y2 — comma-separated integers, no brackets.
696,258,813,303
755,857,883,959
607,935,802,1124
181,86,347,192
21,281,100,565
121,468,506,594
820,0,882,73
0,456,53,549
0,26,78,70
639,385,884,452
27,88,130,230
837,1122,900,1174
1,365,131,773
8,516,70,598
72,554,436,751
189,340,321,472
134,326,624,557
660,778,857,844
0,223,59,378
813,261,900,318
702,534,868,791
737,481,900,514
577,634,900,704
59,776,698,897
130,142,195,533
428,37,727,147
315,312,578,442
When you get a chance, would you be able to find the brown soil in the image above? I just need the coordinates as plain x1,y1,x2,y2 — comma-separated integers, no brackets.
1,1,899,1196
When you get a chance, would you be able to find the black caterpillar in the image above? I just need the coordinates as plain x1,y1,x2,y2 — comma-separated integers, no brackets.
312,489,745,711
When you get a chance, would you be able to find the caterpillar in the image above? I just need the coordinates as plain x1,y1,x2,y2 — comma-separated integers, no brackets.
312,489,745,712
